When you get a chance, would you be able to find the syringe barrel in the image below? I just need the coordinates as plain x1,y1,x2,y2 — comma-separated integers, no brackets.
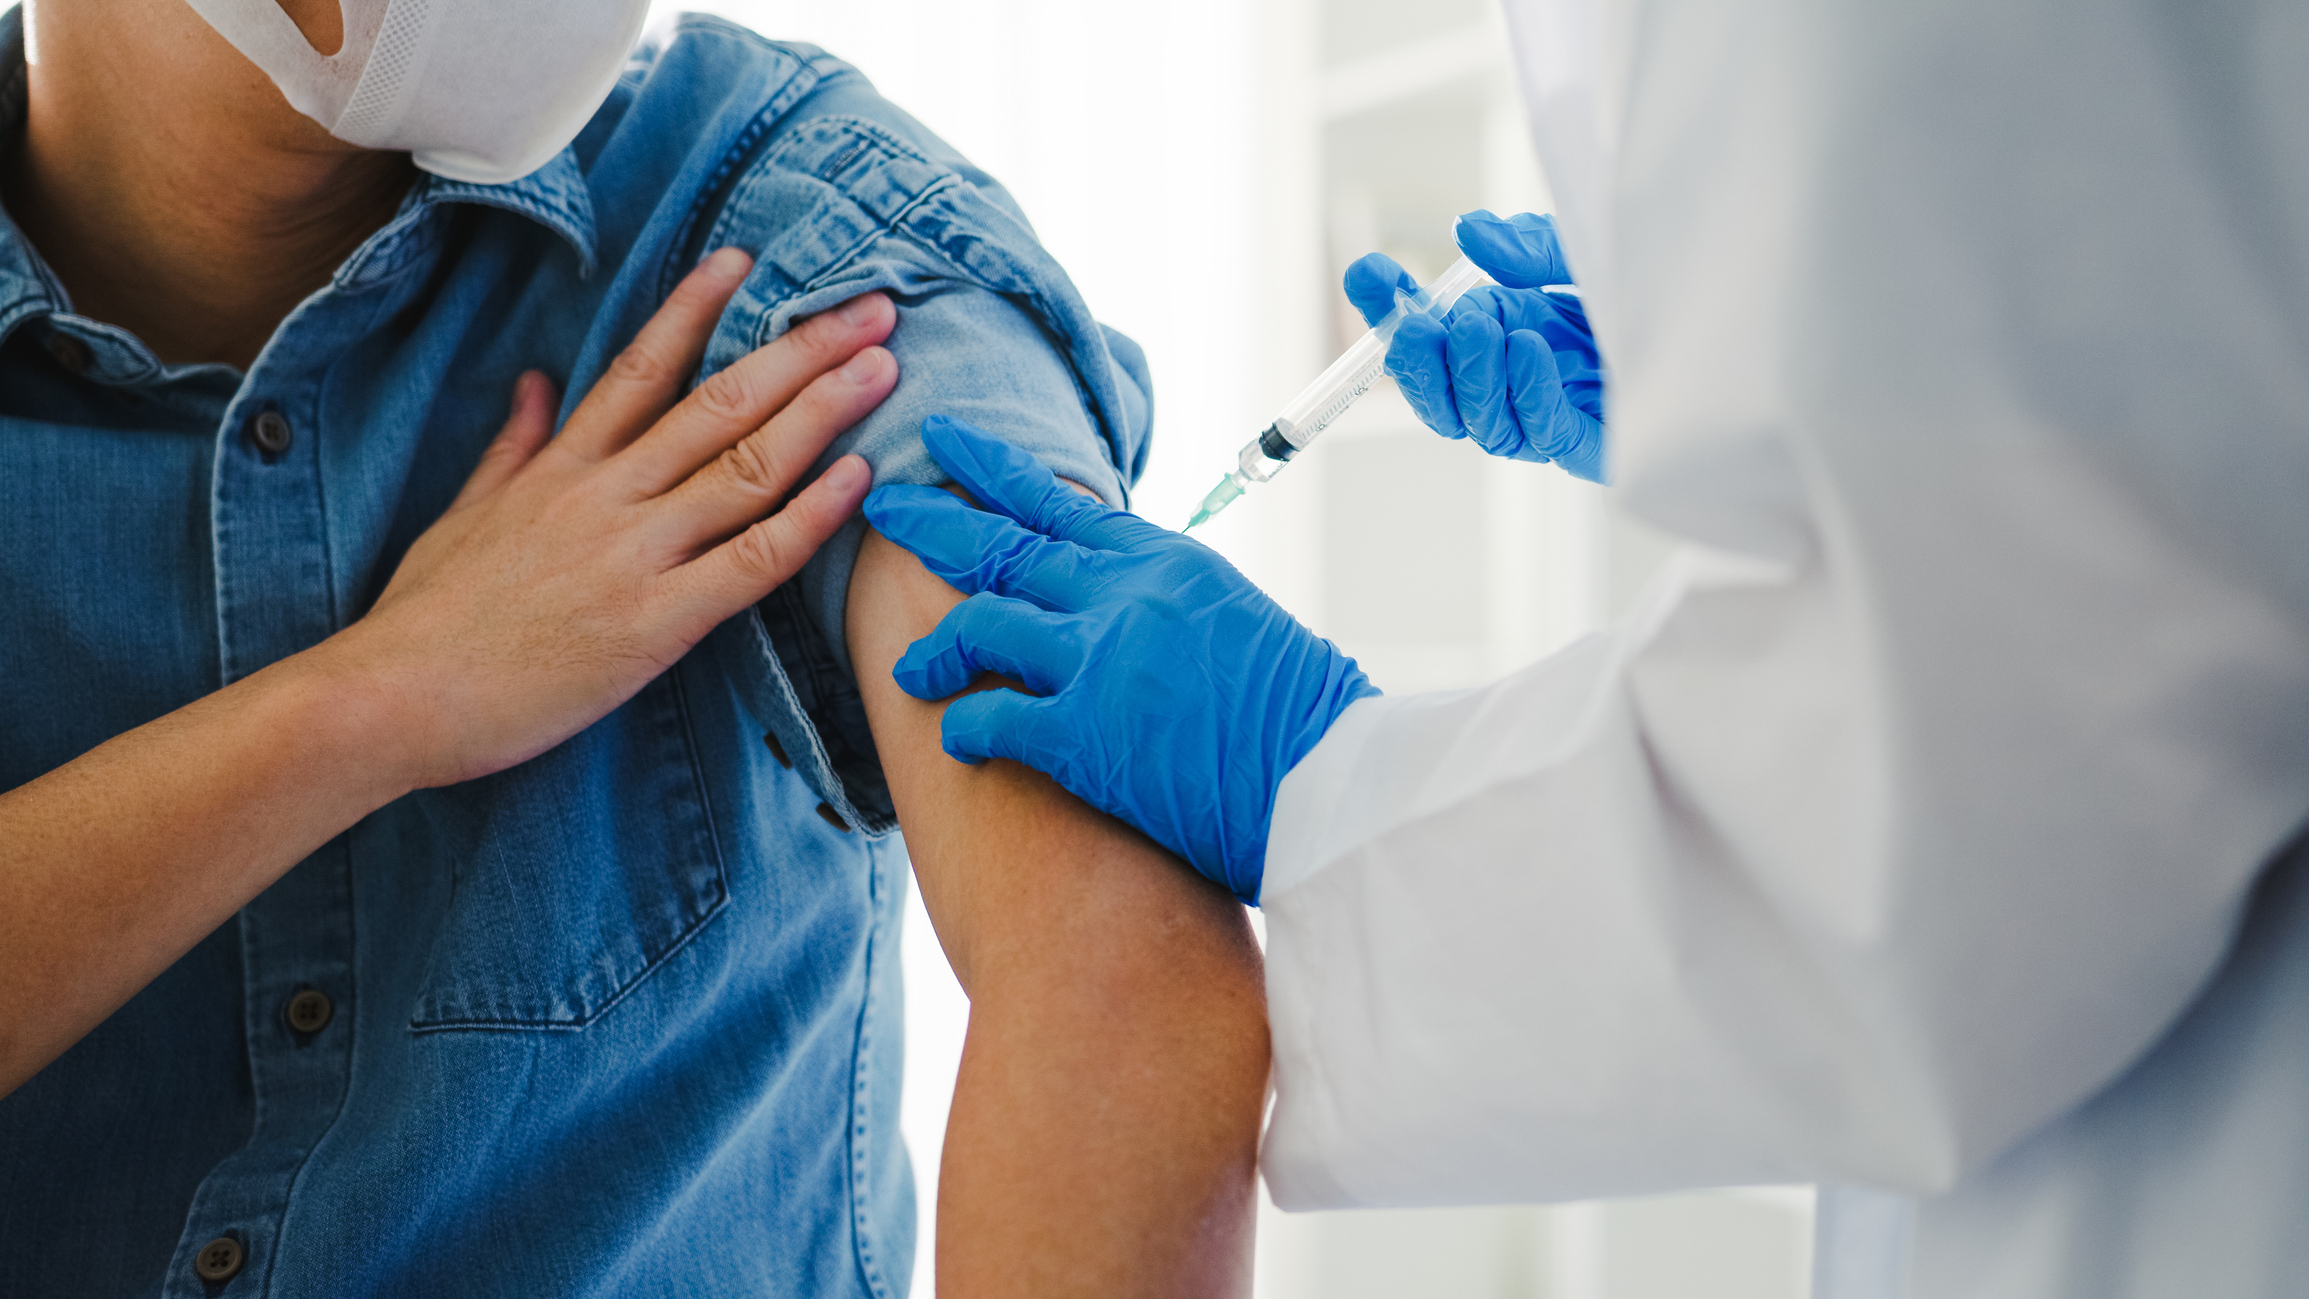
1269,254,1493,451
1270,331,1388,451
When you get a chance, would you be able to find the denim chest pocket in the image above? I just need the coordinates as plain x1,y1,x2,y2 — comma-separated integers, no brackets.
407,670,728,1031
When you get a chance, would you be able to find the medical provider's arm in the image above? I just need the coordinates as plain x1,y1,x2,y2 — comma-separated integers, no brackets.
858,0,2309,1213
863,392,2308,1213
0,252,894,1099
846,527,1267,1299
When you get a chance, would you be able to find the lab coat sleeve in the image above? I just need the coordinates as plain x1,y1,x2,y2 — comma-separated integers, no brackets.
1259,0,2309,1209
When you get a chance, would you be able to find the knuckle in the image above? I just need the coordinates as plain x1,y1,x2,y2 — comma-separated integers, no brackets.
791,313,858,365
715,434,786,497
689,367,756,424
728,522,795,581
607,342,675,387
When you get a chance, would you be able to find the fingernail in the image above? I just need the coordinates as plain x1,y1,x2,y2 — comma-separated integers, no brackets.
824,455,870,492
842,348,888,382
837,293,882,325
704,247,752,280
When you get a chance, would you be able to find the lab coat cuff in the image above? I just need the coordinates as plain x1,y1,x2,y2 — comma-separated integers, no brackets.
1264,692,1393,901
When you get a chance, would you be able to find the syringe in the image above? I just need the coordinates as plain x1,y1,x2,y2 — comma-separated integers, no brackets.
1184,253,1494,531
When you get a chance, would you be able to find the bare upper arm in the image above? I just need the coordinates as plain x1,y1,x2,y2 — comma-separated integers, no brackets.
842,491,1233,989
842,503,1266,1295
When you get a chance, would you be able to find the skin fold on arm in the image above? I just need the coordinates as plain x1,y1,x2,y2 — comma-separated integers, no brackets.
848,520,1270,1298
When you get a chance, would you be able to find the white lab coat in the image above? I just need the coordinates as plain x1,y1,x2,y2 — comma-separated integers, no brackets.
1257,1,2309,1294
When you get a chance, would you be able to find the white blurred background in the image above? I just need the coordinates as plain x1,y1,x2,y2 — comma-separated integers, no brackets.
647,2,1812,1295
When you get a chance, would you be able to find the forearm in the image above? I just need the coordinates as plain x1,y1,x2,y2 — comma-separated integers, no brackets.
0,642,411,1095
0,263,890,1103
848,527,1268,1298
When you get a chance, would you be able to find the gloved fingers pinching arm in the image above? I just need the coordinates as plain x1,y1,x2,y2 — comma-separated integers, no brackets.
892,592,1084,702
868,415,1380,905
863,483,1103,610
921,414,1168,553
934,687,1070,769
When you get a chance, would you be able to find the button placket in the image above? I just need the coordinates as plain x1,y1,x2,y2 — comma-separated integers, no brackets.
284,988,334,1036
163,364,361,1298
193,1236,244,1284
248,410,294,459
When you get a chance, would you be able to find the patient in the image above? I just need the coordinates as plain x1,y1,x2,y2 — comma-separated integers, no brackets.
0,2,1264,1295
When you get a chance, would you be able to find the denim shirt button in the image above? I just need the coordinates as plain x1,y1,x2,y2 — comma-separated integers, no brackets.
814,802,850,833
43,331,91,375
285,988,334,1035
764,732,793,768
249,410,294,456
194,1236,245,1283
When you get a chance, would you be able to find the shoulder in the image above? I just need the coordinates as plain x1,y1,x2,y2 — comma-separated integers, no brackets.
569,17,860,228
563,17,1052,339
572,15,1027,237
583,15,1043,289
555,14,1148,491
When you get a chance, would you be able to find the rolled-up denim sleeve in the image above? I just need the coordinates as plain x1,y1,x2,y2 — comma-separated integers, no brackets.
791,282,1132,678
685,98,1151,834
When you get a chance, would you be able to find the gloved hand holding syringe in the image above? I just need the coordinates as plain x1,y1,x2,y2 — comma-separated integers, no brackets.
1186,210,1607,530
1185,255,1494,530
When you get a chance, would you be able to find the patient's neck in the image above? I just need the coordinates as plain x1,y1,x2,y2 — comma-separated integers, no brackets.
1,0,413,369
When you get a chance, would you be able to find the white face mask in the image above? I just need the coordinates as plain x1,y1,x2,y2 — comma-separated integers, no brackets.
184,0,652,185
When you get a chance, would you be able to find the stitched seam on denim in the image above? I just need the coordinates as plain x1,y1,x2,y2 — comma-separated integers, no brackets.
796,598,886,821
736,601,876,833
406,871,731,1032
428,189,596,277
812,132,876,183
312,292,403,639
333,204,447,290
657,104,786,300
708,116,960,338
890,186,1124,463
764,583,893,832
685,116,957,834
653,44,850,302
898,179,1039,275
745,173,965,353
669,651,736,920
870,168,1125,473
848,852,892,1299
408,669,734,1033
249,834,363,1298
794,113,939,178
752,593,862,826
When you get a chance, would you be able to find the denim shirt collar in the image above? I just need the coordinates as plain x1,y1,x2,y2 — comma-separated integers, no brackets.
0,4,597,342
416,151,598,277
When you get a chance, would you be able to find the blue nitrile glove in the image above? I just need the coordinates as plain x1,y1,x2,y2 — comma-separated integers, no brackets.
862,415,1380,904
1344,209,1608,482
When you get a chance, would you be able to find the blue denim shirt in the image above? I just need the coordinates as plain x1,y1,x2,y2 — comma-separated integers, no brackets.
0,10,1149,1297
